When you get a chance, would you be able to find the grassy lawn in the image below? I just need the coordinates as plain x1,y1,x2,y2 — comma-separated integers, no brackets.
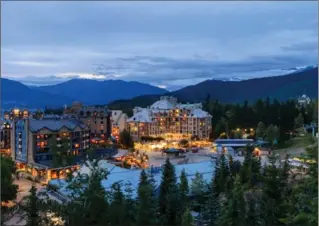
278,134,315,149
274,134,317,159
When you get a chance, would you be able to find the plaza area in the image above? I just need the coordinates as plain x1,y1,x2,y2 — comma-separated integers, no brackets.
147,147,213,166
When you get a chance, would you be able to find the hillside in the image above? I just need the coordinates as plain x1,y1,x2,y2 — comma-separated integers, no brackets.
172,66,318,103
108,67,318,114
1,78,74,109
2,67,317,110
32,79,168,105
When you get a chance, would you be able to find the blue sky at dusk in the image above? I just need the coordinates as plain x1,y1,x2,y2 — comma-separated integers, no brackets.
1,1,318,90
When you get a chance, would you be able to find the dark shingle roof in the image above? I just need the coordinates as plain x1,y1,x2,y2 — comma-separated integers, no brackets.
29,119,88,132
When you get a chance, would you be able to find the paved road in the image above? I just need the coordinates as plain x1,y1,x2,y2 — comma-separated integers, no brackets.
3,178,44,226
14,178,43,203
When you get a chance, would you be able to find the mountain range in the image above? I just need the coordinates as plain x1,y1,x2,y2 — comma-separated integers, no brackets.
108,66,318,114
1,66,317,110
1,79,167,109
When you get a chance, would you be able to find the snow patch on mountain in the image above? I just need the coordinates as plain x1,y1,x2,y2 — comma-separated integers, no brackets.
214,65,317,82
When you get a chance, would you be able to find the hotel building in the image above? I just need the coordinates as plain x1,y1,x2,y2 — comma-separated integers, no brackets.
127,96,212,141
11,118,90,183
64,102,112,140
110,110,128,139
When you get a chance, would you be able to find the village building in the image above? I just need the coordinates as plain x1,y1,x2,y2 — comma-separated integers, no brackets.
126,96,212,141
11,118,90,183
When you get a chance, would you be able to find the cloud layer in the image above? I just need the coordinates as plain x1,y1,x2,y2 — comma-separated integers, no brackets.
1,1,318,90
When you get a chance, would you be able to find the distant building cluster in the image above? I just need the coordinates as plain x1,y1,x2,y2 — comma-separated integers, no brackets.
1,102,128,183
297,94,311,107
1,96,213,183
127,96,212,141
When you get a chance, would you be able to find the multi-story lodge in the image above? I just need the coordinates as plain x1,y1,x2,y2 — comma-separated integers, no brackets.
11,118,90,183
110,110,128,139
127,96,212,141
64,102,112,140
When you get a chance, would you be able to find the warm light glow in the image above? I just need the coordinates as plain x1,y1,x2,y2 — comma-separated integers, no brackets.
13,109,20,115
236,128,240,131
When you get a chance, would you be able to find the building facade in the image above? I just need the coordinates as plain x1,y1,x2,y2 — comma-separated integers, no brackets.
3,108,43,120
11,118,90,183
64,102,112,140
0,118,12,156
127,96,212,141
110,110,128,139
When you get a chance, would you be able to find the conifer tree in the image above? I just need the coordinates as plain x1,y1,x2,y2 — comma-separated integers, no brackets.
124,182,136,226
217,175,245,226
260,153,283,225
158,158,179,225
190,172,206,212
136,170,158,225
202,182,220,226
239,145,261,188
24,185,44,226
213,154,230,195
109,182,126,226
63,161,109,226
179,169,189,215
256,121,266,139
244,194,262,226
181,208,194,226
1,156,18,208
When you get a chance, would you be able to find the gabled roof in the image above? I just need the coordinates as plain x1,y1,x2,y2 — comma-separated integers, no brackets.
29,119,88,132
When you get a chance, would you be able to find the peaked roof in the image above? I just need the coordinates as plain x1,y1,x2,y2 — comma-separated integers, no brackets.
29,119,88,132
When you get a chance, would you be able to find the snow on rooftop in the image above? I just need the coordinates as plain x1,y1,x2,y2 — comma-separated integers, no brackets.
127,108,152,122
59,160,216,198
150,99,177,110
129,97,211,122
191,108,212,118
